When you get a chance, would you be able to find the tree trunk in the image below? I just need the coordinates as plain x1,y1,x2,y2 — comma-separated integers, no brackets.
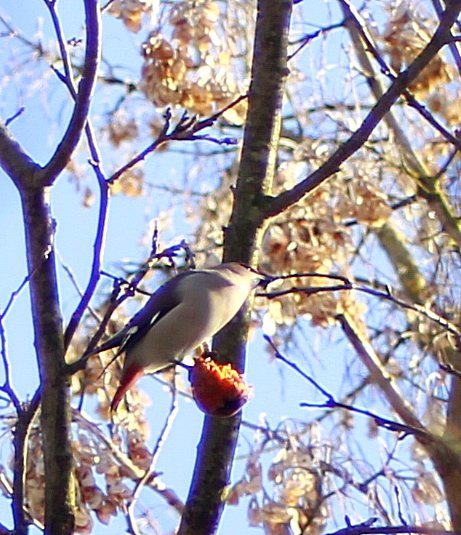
20,186,75,534
177,1,293,533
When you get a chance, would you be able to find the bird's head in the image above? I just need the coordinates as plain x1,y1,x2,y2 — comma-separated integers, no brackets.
218,262,275,289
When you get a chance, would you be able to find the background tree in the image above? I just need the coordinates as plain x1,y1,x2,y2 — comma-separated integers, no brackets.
0,0,460,534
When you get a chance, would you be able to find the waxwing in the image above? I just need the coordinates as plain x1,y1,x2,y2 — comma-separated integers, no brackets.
89,262,268,411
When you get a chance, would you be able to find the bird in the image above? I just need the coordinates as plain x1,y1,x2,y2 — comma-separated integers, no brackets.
87,262,268,411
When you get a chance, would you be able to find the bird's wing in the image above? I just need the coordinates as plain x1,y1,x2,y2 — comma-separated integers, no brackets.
88,270,194,356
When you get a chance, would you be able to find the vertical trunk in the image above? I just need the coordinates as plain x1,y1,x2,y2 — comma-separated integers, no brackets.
20,186,75,534
178,1,293,533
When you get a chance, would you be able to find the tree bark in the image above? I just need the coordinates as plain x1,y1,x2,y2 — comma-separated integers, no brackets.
20,187,75,534
177,1,293,533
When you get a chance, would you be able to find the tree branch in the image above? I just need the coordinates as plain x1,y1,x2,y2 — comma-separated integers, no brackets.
39,0,109,352
262,0,461,218
265,334,434,441
0,122,41,188
20,187,75,533
324,520,455,535
340,0,461,249
37,0,100,186
178,1,293,534
338,313,428,432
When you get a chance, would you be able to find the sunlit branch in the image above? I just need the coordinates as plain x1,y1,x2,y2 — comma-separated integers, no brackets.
264,335,432,441
73,410,184,514
259,273,461,339
340,0,461,151
107,98,245,185
39,0,101,185
321,450,395,511
127,378,179,533
263,0,461,218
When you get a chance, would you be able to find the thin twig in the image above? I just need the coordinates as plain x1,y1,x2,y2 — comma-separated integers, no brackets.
58,253,101,324
39,0,101,185
263,0,461,218
1,274,31,326
107,96,244,185
288,21,344,61
265,335,432,442
5,107,25,127
72,409,184,514
0,317,20,413
126,379,179,533
43,0,109,351
0,274,33,412
259,273,461,339
63,161,109,350
339,0,461,151
324,520,455,535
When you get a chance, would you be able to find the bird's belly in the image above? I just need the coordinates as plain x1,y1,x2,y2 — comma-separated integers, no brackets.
127,288,247,372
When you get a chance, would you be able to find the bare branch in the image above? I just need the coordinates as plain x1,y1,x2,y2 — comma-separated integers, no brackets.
107,101,242,185
259,273,461,339
0,316,21,413
63,162,109,350
5,107,25,126
37,0,100,186
178,1,293,533
339,0,461,249
46,0,132,354
265,334,433,441
324,519,455,535
0,122,41,188
338,314,429,433
262,0,461,219
339,0,461,151
127,380,179,533
431,0,461,76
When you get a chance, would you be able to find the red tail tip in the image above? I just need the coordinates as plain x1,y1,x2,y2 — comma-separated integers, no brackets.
110,364,144,412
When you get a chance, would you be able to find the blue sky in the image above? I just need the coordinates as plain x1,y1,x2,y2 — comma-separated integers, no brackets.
0,1,413,534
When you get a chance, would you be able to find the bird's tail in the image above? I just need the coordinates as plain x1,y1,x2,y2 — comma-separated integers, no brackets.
110,363,144,412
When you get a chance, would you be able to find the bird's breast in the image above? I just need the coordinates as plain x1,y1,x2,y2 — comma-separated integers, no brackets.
126,275,252,372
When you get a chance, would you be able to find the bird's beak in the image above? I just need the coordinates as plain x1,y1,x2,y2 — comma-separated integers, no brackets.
256,271,277,289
